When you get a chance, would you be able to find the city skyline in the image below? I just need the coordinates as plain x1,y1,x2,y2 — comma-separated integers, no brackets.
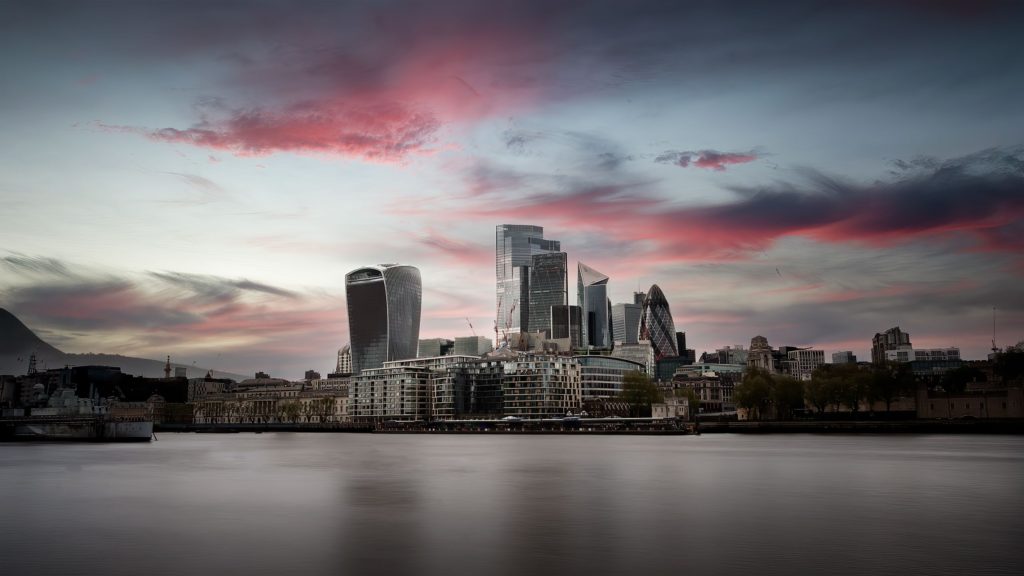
2,1,1023,377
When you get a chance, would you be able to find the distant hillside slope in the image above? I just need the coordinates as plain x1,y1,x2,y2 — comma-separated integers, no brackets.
0,308,247,380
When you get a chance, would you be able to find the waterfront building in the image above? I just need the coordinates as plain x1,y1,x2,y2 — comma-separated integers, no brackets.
832,351,857,364
496,225,561,340
575,355,645,400
787,349,825,381
611,341,655,375
884,347,961,363
453,335,494,357
345,264,422,374
672,366,740,414
550,304,583,349
639,284,678,360
527,251,568,338
611,303,642,345
336,345,352,375
578,262,610,349
418,338,454,358
442,357,505,419
872,326,912,364
501,354,582,418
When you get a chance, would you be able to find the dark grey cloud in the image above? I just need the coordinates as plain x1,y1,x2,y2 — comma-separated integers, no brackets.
1,254,73,277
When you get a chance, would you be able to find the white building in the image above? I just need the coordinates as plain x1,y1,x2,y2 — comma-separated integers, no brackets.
885,347,960,363
787,349,825,381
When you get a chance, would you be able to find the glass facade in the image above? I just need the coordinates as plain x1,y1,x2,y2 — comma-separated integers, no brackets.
575,355,646,399
345,264,422,374
550,304,582,349
495,225,561,339
639,284,678,360
528,251,567,337
577,262,610,349
611,303,641,345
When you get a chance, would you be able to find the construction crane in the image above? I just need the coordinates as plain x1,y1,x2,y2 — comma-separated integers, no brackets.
465,317,476,337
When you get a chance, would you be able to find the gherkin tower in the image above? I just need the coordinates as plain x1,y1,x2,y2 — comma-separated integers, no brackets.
639,284,678,360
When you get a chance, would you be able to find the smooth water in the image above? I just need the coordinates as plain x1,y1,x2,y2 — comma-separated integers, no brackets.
1,434,1022,576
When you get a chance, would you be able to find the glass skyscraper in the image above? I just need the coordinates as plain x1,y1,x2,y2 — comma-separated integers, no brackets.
611,302,642,345
639,284,678,360
528,251,568,338
345,264,422,374
495,225,561,340
550,304,583,349
578,262,610,349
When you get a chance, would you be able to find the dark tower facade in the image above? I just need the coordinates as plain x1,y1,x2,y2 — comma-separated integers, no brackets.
345,264,422,374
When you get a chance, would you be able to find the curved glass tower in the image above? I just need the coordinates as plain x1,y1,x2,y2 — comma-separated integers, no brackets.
639,284,678,360
345,264,422,374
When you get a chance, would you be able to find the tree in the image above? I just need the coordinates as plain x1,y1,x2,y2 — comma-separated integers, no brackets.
869,362,913,413
772,375,804,420
994,346,1024,383
618,371,663,417
804,373,831,415
735,367,773,420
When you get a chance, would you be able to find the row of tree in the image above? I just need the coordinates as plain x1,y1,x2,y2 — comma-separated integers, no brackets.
735,363,917,420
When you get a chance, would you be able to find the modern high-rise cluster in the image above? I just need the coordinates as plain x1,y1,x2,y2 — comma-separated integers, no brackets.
337,223,692,422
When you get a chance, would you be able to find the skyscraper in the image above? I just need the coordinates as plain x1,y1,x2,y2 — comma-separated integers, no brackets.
495,225,561,341
639,284,678,360
578,262,610,349
611,302,642,345
528,251,568,338
550,304,583,349
345,264,422,374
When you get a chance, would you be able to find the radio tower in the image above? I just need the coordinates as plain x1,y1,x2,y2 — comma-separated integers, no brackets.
991,306,999,355
164,355,172,379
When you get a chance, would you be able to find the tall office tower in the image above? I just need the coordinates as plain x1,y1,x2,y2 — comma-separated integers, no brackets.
496,225,561,340
676,332,687,356
528,251,568,338
639,284,679,360
634,291,646,306
551,304,583,349
578,262,610,349
345,264,422,374
611,303,642,345
871,326,912,364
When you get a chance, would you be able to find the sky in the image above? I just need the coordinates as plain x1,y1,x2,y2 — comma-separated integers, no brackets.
1,0,1023,378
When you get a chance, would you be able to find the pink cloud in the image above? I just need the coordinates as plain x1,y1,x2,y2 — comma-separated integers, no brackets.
656,149,761,171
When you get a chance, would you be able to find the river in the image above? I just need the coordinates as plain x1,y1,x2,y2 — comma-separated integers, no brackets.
1,433,1021,576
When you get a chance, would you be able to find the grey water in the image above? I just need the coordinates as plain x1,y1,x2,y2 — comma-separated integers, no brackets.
1,434,1022,576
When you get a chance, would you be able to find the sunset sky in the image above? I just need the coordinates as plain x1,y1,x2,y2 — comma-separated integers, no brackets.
2,0,1022,378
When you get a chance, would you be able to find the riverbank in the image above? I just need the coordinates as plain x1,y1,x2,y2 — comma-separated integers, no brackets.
696,419,1024,434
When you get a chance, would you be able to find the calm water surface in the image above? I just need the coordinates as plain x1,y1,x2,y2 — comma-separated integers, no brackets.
1,433,1022,576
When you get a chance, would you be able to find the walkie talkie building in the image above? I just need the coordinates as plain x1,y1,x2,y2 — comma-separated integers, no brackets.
639,284,678,360
345,264,422,374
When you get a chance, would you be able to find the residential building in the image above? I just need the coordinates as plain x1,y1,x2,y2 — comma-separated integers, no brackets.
345,264,422,374
639,284,678,360
872,326,912,364
885,347,961,363
578,262,610,349
501,354,582,418
336,344,352,375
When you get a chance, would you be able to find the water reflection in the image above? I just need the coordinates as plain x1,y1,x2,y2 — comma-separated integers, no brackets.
0,434,1022,576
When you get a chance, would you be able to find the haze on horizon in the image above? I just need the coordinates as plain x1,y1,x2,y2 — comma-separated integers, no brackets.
1,0,1022,378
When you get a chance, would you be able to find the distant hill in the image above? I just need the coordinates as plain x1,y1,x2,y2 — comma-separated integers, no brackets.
0,307,247,380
